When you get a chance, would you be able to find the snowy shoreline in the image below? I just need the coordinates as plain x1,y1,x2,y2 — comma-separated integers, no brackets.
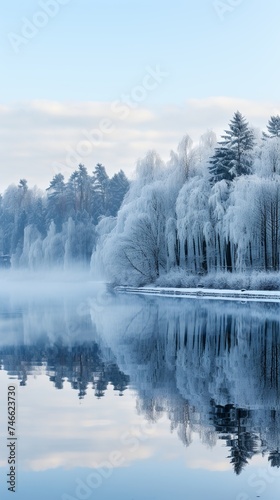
115,286,280,303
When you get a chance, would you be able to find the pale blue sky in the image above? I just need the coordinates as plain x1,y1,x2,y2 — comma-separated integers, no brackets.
1,0,280,187
2,0,280,102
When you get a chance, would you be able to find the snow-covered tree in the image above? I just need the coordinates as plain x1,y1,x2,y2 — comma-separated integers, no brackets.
177,134,194,179
209,111,255,183
176,176,211,272
106,170,129,216
46,173,67,230
258,137,280,176
265,115,280,138
91,163,109,222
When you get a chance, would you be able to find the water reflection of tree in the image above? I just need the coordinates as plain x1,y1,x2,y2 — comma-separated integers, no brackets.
210,405,258,474
228,430,257,475
95,296,280,475
0,342,129,399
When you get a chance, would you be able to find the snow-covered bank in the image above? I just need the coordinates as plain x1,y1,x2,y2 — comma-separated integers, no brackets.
115,286,280,303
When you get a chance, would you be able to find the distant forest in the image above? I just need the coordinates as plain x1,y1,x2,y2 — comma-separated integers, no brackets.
1,111,280,287
0,163,129,266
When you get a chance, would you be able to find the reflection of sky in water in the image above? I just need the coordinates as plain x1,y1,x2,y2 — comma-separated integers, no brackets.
0,276,280,499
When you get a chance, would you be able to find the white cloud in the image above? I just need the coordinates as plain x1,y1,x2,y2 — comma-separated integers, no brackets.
0,97,277,191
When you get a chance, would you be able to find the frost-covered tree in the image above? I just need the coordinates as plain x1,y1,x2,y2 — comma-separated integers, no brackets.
226,176,280,272
46,173,67,230
258,137,280,176
66,164,92,216
99,186,167,285
177,134,194,179
93,151,169,285
91,163,109,222
209,111,255,183
197,131,217,165
208,179,232,271
106,170,129,217
265,115,280,138
176,176,211,272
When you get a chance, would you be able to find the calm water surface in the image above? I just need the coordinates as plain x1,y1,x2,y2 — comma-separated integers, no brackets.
0,277,280,500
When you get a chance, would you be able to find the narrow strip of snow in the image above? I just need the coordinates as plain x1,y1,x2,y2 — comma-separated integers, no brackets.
115,286,280,303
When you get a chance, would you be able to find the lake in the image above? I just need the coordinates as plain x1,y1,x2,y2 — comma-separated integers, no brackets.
0,275,280,499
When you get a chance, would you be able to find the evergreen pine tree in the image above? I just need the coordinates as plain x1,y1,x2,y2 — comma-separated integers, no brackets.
46,173,67,230
107,170,129,216
91,163,109,222
66,165,91,216
264,115,280,138
209,111,255,183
